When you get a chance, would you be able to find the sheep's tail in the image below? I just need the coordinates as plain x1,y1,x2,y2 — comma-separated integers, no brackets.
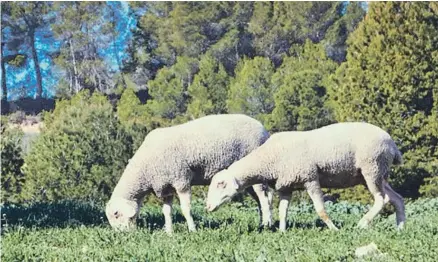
392,145,403,166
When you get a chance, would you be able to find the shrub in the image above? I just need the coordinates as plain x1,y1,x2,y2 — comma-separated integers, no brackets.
116,88,151,151
419,176,438,198
1,118,25,204
21,90,133,202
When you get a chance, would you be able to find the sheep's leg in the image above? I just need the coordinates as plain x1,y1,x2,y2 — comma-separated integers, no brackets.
177,189,196,232
247,184,273,228
305,180,339,230
162,195,174,234
278,191,292,232
245,186,263,228
357,173,385,229
383,182,405,230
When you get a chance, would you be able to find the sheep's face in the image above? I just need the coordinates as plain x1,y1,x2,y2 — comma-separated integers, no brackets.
105,198,139,231
206,171,240,212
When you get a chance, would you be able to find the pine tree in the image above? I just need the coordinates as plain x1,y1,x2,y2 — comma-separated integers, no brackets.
1,2,51,100
323,2,366,62
52,2,116,95
328,2,438,196
267,40,338,132
146,56,198,125
227,56,275,123
186,54,230,119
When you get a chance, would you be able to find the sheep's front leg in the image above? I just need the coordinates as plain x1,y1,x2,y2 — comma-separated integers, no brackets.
162,195,174,234
278,191,292,232
246,184,273,228
254,184,273,228
177,189,196,232
305,180,339,230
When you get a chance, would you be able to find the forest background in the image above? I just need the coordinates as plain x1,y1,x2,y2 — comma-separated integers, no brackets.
1,2,437,205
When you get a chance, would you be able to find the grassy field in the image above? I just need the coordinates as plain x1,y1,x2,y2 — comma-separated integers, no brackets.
1,198,437,261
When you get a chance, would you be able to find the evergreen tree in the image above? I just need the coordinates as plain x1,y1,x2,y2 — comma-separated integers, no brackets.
1,2,51,100
52,2,116,95
146,56,198,125
328,2,438,196
323,2,366,62
249,2,343,65
227,57,275,123
186,54,230,119
268,40,338,132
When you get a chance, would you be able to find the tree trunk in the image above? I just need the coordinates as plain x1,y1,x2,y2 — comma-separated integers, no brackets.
69,38,79,93
30,30,43,100
1,43,7,101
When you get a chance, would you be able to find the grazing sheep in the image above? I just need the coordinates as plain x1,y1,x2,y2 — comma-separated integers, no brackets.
105,114,273,233
206,122,405,231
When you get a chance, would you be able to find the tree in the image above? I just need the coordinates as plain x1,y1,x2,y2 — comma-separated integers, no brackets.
0,118,25,204
22,90,133,202
323,2,366,62
52,2,116,96
139,2,238,65
186,54,230,119
267,40,338,132
117,87,151,150
248,2,344,65
1,2,51,100
328,2,438,197
227,57,275,123
146,56,198,125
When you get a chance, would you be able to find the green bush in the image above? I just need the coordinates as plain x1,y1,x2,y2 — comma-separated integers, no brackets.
21,90,133,202
419,176,438,198
1,118,25,204
116,88,151,151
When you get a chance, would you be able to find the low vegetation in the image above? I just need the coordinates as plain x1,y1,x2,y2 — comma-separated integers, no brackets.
1,198,438,261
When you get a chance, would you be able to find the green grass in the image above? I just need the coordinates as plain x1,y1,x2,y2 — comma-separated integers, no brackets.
1,198,438,261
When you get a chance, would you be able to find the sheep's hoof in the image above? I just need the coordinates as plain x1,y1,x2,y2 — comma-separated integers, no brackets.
329,225,339,231
396,222,405,231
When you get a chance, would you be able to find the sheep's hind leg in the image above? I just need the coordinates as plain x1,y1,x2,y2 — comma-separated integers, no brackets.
162,195,174,234
383,181,405,230
177,189,196,232
278,191,292,232
357,171,385,229
305,180,339,230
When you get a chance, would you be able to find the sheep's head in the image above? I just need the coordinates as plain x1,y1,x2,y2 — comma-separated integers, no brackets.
105,197,139,231
206,170,241,212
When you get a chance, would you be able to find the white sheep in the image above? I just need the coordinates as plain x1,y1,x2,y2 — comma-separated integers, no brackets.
206,122,405,231
105,114,273,233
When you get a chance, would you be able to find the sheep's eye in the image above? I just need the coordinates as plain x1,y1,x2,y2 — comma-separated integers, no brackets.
114,211,120,218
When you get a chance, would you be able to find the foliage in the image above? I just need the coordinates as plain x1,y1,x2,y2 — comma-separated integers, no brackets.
419,176,438,198
0,118,25,204
248,2,344,65
328,2,438,197
267,40,338,132
21,90,133,202
227,56,276,124
51,2,118,96
2,199,438,261
186,54,230,119
146,56,198,125
116,87,150,151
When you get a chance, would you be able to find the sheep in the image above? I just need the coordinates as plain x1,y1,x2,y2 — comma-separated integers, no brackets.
105,114,273,233
206,122,406,231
